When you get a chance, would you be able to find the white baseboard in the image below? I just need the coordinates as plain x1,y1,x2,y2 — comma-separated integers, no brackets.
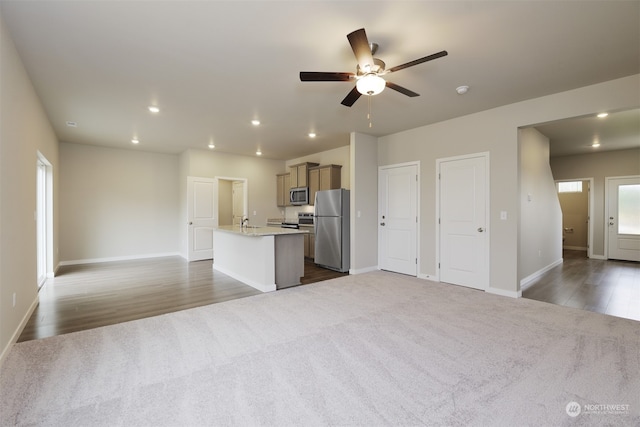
349,265,378,275
563,245,587,251
590,254,606,260
519,258,564,292
59,252,182,266
418,272,438,281
0,294,39,369
486,286,522,298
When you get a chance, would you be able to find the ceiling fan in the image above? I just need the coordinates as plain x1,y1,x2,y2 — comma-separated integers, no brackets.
300,28,448,107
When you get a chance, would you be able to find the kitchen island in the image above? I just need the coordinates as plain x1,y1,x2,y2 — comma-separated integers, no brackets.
213,225,308,292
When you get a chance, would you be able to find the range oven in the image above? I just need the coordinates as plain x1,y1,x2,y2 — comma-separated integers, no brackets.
298,212,314,226
289,187,309,205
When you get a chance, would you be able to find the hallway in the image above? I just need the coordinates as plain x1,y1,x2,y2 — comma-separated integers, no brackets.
523,250,640,322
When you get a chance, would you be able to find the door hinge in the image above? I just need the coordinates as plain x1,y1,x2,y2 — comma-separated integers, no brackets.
415,258,417,264
438,262,440,269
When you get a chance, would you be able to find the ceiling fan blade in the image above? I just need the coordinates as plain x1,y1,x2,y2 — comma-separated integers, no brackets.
386,81,420,97
341,86,362,107
347,28,374,72
388,50,448,73
300,72,354,82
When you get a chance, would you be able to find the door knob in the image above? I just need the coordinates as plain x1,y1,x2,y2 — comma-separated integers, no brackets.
477,227,484,232
189,222,193,225
380,222,386,226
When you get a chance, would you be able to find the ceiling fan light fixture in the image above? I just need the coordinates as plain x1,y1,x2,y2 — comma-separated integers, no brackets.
356,74,386,96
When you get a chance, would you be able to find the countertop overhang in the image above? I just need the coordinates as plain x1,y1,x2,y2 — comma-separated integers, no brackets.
215,225,309,237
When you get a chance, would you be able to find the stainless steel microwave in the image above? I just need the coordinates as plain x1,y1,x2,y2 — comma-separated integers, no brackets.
290,187,309,205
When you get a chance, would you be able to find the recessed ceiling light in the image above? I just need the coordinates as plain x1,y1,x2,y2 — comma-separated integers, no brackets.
131,138,139,144
208,143,215,149
251,120,260,126
256,150,262,156
308,132,316,138
592,143,600,148
456,85,469,95
597,112,608,118
148,106,160,113
66,121,77,127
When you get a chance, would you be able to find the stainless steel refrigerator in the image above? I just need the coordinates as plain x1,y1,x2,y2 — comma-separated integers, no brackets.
314,189,350,272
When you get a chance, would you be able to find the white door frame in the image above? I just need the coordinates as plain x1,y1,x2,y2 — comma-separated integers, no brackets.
377,161,420,276
435,152,490,287
214,176,248,227
604,175,640,260
555,177,594,259
36,151,54,286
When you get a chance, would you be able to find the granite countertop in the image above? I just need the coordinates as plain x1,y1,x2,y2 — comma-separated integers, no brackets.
215,225,308,237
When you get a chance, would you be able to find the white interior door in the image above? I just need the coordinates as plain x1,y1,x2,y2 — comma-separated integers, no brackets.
232,181,244,226
607,176,640,261
187,176,215,261
378,163,418,276
439,154,489,290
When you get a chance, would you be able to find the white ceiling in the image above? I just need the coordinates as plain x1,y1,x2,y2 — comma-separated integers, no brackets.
536,108,640,158
1,1,639,160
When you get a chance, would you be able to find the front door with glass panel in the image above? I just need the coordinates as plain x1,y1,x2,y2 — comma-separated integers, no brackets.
607,176,640,261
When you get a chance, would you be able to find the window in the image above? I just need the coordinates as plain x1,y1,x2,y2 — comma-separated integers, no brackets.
557,181,582,193
618,184,640,235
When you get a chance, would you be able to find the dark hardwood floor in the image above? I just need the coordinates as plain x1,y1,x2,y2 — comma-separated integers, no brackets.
23,250,634,343
18,257,347,342
523,249,640,322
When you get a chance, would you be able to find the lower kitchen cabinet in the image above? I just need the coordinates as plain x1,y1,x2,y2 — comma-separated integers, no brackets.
303,230,315,259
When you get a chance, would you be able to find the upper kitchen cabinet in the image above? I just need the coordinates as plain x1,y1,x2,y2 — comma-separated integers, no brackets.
276,173,291,207
289,162,318,188
308,164,342,205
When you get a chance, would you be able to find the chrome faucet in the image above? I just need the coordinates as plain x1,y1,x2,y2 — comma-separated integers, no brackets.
242,216,249,229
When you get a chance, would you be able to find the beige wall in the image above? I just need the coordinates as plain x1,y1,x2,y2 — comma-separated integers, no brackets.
379,74,639,295
59,143,180,262
217,180,233,226
550,148,640,257
182,148,284,226
519,128,563,281
558,181,589,250
0,12,60,363
285,145,351,188
350,133,379,273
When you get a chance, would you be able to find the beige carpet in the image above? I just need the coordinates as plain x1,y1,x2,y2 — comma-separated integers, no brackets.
1,271,638,426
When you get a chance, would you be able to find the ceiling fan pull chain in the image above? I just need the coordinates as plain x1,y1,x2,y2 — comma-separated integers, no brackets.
368,95,373,128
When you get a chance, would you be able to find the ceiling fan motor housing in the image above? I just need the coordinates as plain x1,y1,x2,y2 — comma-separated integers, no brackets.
357,58,386,76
